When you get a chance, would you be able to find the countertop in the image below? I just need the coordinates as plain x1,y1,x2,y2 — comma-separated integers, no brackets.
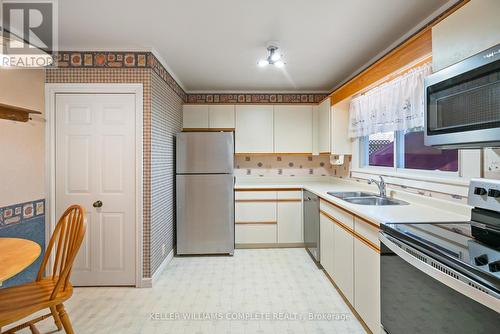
235,177,471,226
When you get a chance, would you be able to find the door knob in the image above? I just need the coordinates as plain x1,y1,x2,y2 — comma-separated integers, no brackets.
93,200,103,208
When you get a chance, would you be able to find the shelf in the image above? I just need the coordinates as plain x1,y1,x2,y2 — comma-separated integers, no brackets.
0,102,41,122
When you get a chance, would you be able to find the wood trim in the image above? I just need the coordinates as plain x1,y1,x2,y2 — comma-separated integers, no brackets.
330,28,432,104
234,152,313,156
235,199,277,203
235,188,302,192
234,221,277,225
0,102,42,122
329,0,470,105
320,198,379,229
235,199,301,203
182,128,234,132
320,210,380,254
235,243,305,249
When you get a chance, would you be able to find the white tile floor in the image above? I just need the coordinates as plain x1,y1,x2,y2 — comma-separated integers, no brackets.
10,248,365,334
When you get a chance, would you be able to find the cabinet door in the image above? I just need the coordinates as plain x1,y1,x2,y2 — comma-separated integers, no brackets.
277,191,303,243
274,105,313,153
331,99,352,154
209,105,235,129
432,0,500,71
183,105,209,129
235,105,274,153
320,214,334,277
318,99,331,154
354,238,380,334
333,224,354,304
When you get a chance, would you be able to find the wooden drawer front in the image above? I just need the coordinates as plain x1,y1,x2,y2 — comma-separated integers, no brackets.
235,191,277,200
320,200,354,229
277,190,302,200
235,202,276,223
354,218,380,248
235,224,277,243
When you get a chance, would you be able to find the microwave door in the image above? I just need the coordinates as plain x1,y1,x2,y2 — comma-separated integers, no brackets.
424,44,500,148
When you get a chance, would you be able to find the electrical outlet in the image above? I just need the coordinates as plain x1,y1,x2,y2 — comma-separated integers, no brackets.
162,243,166,256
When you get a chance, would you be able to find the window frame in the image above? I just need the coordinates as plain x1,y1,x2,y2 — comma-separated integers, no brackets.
361,130,460,178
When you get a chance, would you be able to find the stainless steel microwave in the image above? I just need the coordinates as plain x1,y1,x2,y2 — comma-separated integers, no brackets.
424,44,500,149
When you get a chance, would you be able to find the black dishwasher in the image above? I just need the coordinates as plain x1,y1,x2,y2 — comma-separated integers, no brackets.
304,190,320,263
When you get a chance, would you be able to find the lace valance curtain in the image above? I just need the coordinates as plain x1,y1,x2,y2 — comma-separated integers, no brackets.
348,63,432,138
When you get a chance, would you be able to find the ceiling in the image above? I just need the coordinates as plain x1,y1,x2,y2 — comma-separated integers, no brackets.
58,0,450,92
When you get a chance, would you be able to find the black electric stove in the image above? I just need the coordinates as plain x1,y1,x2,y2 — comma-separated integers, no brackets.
380,179,500,334
381,221,500,293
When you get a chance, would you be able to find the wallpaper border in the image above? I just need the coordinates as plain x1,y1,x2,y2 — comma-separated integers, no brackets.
54,51,328,105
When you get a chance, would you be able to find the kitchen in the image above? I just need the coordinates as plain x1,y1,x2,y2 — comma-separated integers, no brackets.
0,0,499,333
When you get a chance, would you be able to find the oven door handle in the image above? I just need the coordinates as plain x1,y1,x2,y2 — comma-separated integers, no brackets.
379,233,500,313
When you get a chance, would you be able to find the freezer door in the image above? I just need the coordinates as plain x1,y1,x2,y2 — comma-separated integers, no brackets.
176,174,234,255
176,132,234,174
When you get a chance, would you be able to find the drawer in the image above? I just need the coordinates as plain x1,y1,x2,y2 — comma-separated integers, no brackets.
235,224,277,243
235,191,277,200
320,199,354,229
235,202,276,223
277,190,302,200
354,218,380,247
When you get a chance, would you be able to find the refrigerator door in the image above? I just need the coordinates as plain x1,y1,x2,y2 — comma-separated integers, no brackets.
176,174,234,255
176,132,234,174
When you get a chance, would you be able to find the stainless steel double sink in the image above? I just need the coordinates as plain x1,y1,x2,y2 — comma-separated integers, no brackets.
327,191,409,206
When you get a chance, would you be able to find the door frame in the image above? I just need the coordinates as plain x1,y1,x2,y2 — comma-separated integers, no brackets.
45,83,144,287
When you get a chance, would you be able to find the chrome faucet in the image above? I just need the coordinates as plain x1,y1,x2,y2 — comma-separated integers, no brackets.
368,176,386,198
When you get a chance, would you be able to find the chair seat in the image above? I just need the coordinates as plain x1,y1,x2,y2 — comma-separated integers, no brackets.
0,278,73,327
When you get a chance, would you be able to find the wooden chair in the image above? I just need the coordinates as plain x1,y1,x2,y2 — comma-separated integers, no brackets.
0,205,86,334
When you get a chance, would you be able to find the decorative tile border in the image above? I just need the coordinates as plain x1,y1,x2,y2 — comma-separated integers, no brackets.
0,199,45,229
55,51,188,102
54,51,329,105
187,93,328,104
234,154,350,178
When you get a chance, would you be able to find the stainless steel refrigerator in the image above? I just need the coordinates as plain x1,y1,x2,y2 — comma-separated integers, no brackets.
176,132,234,255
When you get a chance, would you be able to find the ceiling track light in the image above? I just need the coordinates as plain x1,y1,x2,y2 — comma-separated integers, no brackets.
258,44,285,68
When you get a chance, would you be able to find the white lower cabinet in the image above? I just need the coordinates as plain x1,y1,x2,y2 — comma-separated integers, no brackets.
277,191,303,243
354,238,380,334
235,224,277,244
235,190,304,245
333,223,354,304
320,213,334,277
235,191,277,244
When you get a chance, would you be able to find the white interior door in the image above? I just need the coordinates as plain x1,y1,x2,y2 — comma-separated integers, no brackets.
55,93,136,286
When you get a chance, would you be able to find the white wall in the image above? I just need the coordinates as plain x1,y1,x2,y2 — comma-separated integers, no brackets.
0,69,45,206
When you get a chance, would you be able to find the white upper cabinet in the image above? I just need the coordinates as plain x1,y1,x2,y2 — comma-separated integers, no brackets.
318,98,331,154
183,105,209,129
274,105,313,153
432,0,500,71
209,105,235,129
331,98,352,155
235,105,274,153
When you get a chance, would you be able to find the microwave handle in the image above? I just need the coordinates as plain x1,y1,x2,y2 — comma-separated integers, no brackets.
379,233,500,312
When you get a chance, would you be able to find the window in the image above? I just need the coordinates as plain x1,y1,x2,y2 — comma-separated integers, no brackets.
402,129,458,172
364,128,459,173
368,132,394,168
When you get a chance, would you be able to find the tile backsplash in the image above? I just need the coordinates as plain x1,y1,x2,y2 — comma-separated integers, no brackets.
234,154,351,178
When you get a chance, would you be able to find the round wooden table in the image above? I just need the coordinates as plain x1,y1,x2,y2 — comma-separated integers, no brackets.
0,238,41,284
